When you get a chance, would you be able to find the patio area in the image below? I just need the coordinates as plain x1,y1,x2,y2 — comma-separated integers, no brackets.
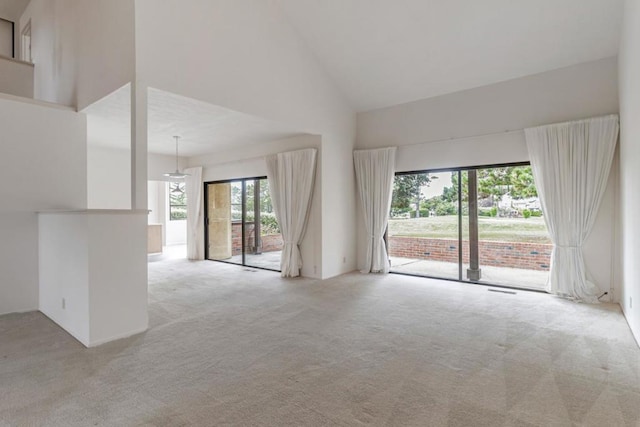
390,256,549,291
150,246,545,290
228,250,282,271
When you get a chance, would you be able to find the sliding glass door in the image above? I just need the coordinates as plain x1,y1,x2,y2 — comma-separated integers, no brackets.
388,171,461,280
205,178,282,271
460,166,551,289
388,164,551,290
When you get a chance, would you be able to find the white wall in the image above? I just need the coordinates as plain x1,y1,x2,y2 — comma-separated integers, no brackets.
148,180,168,245
148,152,187,182
87,147,186,210
0,95,87,315
19,0,134,109
356,58,620,298
165,218,186,246
38,213,90,344
0,18,11,57
147,181,160,224
19,0,76,106
618,0,640,342
188,134,323,278
0,56,33,98
0,96,87,211
0,0,30,59
38,211,148,347
87,212,148,346
136,0,356,279
74,0,134,110
87,145,131,209
0,213,39,315
357,57,618,149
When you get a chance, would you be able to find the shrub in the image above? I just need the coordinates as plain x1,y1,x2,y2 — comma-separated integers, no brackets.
489,207,498,217
260,213,280,234
435,202,456,216
530,210,542,217
390,207,411,218
522,209,531,219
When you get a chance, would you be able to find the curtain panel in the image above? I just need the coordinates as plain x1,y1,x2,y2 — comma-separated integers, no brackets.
525,115,618,302
184,167,204,260
265,149,317,278
353,147,397,273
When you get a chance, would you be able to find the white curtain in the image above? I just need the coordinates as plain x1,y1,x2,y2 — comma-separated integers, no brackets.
184,167,204,260
525,115,618,302
266,149,317,277
353,147,396,273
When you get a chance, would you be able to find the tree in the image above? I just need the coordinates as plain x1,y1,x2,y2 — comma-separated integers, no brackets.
477,168,511,199
448,171,467,202
391,173,435,217
445,166,538,210
508,166,537,198
244,179,274,220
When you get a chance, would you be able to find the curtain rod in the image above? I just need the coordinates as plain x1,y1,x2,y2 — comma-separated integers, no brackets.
401,128,525,148
397,114,618,149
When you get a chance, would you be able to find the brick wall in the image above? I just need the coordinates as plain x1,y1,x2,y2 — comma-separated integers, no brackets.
231,222,283,255
388,236,552,271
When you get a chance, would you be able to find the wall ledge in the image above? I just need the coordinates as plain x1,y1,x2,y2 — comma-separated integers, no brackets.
38,209,150,215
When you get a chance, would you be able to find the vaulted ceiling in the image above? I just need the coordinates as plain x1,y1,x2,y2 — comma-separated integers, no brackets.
84,1,625,156
278,0,624,111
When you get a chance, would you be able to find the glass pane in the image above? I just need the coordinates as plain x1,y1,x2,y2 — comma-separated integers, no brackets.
169,182,187,221
206,182,239,263
462,165,551,290
244,179,281,271
388,171,460,280
170,205,187,221
460,170,470,282
243,180,256,267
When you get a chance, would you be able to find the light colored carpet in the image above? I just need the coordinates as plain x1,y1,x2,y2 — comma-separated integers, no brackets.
1,258,640,426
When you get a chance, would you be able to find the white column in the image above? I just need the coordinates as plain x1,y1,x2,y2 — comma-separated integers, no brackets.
131,79,148,210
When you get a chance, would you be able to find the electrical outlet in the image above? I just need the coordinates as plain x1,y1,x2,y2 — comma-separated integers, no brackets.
62,298,66,310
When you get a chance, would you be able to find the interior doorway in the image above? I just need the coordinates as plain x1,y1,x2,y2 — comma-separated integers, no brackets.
205,177,281,271
147,180,187,259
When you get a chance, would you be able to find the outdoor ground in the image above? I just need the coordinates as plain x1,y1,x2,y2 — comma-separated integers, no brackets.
388,215,551,243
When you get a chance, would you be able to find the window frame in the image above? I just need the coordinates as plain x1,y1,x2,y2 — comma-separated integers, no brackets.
168,181,187,221
388,160,547,292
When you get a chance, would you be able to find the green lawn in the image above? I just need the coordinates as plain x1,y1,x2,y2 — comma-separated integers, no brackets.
388,215,551,244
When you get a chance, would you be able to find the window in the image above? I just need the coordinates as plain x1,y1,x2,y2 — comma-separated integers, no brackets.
169,182,187,220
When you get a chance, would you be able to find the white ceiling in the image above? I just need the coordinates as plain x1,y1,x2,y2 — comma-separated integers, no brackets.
278,0,624,111
83,85,305,157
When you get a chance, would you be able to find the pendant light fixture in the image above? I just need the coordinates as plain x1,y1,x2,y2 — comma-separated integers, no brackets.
164,135,190,180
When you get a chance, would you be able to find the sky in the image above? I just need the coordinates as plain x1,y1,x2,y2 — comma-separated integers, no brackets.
421,171,453,199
